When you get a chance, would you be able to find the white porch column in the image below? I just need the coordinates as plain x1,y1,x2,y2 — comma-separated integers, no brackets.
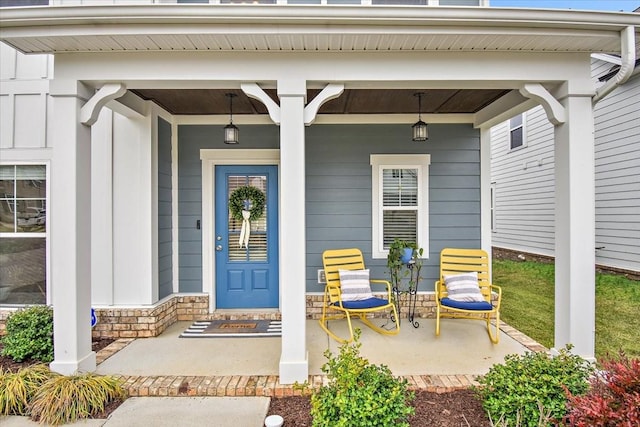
553,91,596,360
278,79,308,384
49,79,96,374
91,109,114,305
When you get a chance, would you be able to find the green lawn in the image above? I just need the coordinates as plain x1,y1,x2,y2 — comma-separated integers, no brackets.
493,260,640,359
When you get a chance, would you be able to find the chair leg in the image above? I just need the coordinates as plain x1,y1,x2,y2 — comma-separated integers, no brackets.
359,306,400,337
435,305,441,336
486,312,500,344
318,308,355,343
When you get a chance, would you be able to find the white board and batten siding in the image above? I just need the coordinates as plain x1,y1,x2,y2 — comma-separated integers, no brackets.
0,44,52,152
490,59,640,273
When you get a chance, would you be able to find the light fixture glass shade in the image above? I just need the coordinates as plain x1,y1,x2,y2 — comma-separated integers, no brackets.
412,120,428,141
224,123,239,144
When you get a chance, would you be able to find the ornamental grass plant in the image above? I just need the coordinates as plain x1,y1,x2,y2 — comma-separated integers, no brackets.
0,363,52,416
29,372,126,425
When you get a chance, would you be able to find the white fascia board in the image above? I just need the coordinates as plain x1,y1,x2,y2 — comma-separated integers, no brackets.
53,51,590,88
1,5,638,31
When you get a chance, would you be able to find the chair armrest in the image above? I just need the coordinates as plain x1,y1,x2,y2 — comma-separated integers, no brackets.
435,280,445,299
490,284,502,306
370,279,393,300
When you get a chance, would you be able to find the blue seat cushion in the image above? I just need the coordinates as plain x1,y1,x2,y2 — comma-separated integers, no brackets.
334,297,390,309
441,297,493,311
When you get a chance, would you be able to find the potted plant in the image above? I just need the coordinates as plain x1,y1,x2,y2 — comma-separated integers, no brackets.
387,239,423,287
387,239,424,327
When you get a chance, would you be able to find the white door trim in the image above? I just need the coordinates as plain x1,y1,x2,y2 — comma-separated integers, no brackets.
200,149,280,312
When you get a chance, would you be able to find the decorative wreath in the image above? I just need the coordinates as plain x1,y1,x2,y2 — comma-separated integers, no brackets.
229,185,266,221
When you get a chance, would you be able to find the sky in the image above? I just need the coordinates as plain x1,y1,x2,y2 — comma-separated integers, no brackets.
490,1,638,12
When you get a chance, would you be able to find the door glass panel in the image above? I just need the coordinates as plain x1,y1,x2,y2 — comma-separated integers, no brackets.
227,175,268,262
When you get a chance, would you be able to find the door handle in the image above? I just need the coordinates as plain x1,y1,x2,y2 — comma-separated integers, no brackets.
216,245,223,251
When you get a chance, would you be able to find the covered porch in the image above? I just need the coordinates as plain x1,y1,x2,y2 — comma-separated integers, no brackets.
93,318,543,395
2,4,638,385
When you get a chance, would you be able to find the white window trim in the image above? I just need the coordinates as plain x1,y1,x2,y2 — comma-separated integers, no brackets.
508,112,527,151
0,161,50,306
200,149,280,313
370,154,430,259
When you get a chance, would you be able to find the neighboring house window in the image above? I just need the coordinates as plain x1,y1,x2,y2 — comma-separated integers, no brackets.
509,114,526,150
0,164,47,305
370,154,430,259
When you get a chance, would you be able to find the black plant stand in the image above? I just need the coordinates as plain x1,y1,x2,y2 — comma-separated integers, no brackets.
391,260,421,328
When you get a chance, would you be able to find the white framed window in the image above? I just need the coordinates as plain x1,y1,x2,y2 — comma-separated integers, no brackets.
370,154,430,259
0,164,49,305
509,113,526,151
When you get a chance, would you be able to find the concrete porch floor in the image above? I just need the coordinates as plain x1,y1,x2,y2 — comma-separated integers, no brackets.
93,318,545,397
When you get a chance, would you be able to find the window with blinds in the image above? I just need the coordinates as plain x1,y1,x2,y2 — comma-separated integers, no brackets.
382,168,418,247
371,154,430,259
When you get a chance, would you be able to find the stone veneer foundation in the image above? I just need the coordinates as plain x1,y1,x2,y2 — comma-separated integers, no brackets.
0,292,448,339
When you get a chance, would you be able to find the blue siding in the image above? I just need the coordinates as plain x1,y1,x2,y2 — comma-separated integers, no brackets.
177,123,480,293
306,124,480,292
177,125,279,292
158,118,173,299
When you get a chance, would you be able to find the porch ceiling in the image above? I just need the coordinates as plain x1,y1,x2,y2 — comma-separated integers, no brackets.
130,88,511,115
1,5,639,56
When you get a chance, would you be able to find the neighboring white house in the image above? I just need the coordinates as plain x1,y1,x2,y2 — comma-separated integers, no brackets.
1,1,639,383
490,55,640,274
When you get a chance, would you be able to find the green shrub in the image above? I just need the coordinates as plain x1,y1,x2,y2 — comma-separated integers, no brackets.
0,364,54,416
311,330,414,427
474,345,593,427
1,306,54,362
29,372,126,425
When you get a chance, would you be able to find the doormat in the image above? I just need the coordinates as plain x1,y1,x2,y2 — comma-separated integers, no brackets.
179,320,282,338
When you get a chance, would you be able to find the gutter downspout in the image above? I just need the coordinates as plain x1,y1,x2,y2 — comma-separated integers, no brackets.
593,26,636,104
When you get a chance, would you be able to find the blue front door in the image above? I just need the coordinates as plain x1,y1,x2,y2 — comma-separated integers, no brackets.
215,165,279,308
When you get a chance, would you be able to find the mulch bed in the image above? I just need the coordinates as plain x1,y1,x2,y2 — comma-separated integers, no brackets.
0,338,115,373
267,389,491,427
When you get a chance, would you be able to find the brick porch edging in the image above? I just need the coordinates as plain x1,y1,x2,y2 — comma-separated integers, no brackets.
95,320,547,397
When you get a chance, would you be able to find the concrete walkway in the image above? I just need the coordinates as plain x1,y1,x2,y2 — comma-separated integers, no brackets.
1,397,270,427
1,319,545,426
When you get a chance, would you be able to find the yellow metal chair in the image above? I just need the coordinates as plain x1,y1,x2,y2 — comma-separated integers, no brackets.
320,248,400,343
435,248,502,343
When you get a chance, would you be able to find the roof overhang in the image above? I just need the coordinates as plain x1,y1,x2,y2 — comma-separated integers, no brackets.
1,5,639,55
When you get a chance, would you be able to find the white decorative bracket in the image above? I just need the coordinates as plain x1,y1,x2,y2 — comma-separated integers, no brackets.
519,83,566,125
303,83,344,125
241,82,281,125
80,83,127,126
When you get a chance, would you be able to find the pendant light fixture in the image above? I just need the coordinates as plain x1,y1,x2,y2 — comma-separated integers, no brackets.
224,93,239,145
412,92,428,142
